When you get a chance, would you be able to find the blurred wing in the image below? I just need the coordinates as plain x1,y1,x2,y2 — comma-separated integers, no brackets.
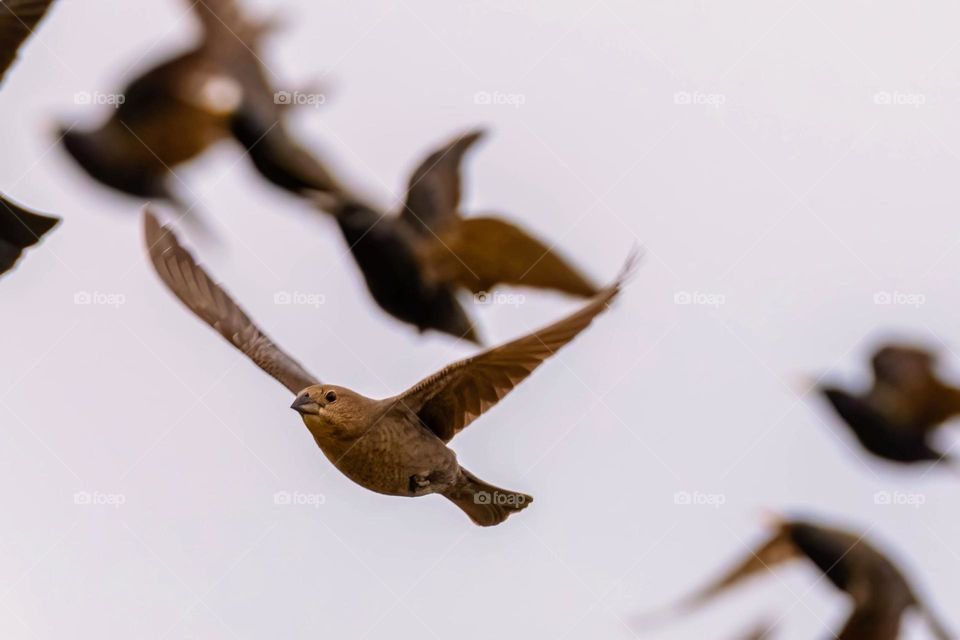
836,598,903,640
402,129,485,234
870,345,936,389
422,216,599,297
0,0,56,82
0,194,58,275
143,210,319,394
398,251,636,442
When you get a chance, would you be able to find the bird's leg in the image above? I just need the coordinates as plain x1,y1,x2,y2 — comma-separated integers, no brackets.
408,473,432,495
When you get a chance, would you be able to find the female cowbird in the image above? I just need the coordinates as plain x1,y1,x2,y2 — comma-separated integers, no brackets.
60,0,337,211
313,129,601,344
644,516,952,640
819,344,960,468
143,210,634,526
0,0,60,277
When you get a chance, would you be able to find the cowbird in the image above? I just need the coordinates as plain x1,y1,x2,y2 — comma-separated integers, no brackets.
644,516,952,640
0,0,60,277
143,210,633,526
60,0,338,210
314,129,600,344
819,344,960,467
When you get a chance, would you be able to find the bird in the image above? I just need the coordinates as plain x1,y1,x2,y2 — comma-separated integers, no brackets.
818,343,960,468
143,209,634,526
60,0,338,217
640,515,952,640
0,0,60,277
310,128,601,344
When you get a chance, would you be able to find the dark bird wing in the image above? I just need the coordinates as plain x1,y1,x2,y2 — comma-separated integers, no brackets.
397,251,636,442
401,129,485,235
421,216,600,297
835,595,904,640
0,0,56,83
0,194,58,275
143,209,318,394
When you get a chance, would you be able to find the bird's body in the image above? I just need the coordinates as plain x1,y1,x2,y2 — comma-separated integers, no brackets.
143,211,631,526
61,0,338,208
0,0,60,277
819,344,960,467
645,517,952,640
317,130,599,344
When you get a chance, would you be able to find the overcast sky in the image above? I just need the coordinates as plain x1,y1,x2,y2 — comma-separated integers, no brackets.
1,0,959,638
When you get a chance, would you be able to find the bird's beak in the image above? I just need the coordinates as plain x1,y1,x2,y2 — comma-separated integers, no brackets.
290,394,320,416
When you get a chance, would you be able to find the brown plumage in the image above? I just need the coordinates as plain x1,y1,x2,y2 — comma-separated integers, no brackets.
819,344,960,468
0,0,60,277
60,0,338,214
315,129,601,344
644,517,952,640
143,209,634,526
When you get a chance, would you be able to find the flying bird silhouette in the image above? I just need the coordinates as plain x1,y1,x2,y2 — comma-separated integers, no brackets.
0,0,60,277
818,344,960,468
641,516,952,640
60,0,337,215
312,129,600,344
143,210,633,526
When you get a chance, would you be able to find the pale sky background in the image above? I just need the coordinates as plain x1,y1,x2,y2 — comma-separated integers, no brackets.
0,1,959,638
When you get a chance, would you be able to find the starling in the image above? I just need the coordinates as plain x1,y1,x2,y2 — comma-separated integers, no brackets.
819,344,960,467
60,0,338,210
0,0,60,277
143,210,634,526
314,129,600,344
644,516,952,640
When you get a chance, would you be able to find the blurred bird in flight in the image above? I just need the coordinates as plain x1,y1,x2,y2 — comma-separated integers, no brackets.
60,0,337,228
310,129,600,344
144,210,634,526
640,515,952,640
0,0,60,277
818,344,960,470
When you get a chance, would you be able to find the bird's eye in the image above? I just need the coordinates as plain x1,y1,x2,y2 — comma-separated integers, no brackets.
324,390,338,403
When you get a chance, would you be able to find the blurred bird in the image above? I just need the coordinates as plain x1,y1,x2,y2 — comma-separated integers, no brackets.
311,129,600,344
60,0,338,217
642,516,952,640
0,0,60,277
819,344,960,467
144,210,633,526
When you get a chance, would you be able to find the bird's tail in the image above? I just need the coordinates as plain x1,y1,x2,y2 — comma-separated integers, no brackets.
0,195,59,248
443,467,532,527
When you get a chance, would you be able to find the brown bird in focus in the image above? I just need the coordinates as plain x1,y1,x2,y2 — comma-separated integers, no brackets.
60,0,337,219
310,129,600,344
818,344,960,468
143,210,633,526
643,516,952,640
0,0,60,277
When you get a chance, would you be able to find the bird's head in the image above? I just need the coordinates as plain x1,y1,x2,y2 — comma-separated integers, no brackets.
290,385,373,436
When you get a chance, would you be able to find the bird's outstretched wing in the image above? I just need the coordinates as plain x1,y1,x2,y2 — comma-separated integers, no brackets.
397,251,636,442
144,209,318,394
422,216,599,297
0,0,56,83
0,194,59,276
402,129,485,235
835,596,903,640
